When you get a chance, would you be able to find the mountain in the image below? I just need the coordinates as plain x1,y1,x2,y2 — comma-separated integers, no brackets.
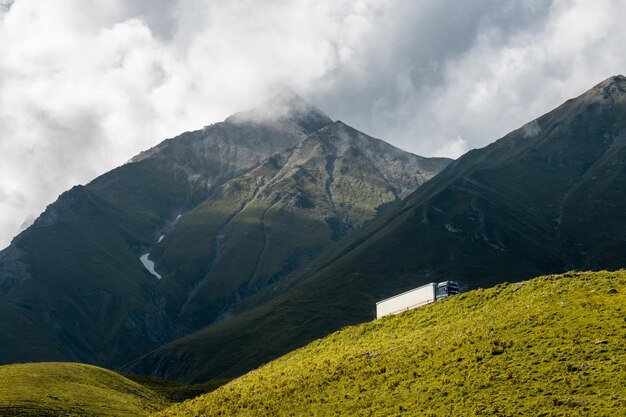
154,270,626,417
0,93,449,369
127,75,626,382
152,120,449,328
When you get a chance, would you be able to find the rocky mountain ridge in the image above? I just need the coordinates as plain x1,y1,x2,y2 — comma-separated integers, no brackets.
149,120,449,328
0,94,449,368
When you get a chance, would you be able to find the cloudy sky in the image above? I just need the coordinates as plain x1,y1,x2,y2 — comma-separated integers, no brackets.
1,0,625,249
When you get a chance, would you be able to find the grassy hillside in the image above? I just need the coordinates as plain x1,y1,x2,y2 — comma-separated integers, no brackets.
0,362,172,416
155,270,626,416
0,362,224,417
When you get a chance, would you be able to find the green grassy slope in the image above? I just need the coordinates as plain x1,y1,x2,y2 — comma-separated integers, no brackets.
0,362,172,416
0,362,227,417
155,270,626,416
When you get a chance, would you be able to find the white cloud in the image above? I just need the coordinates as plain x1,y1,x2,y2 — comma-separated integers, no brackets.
433,137,469,159
1,0,625,248
390,0,626,154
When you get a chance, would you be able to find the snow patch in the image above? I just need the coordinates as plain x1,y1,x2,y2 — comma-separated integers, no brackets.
445,224,460,233
139,253,162,279
158,234,165,243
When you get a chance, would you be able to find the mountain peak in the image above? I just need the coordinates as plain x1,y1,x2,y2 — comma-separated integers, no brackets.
586,74,626,102
596,74,626,86
268,89,313,109
226,91,332,133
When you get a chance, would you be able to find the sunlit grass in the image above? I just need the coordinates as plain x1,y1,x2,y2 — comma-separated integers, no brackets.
0,362,169,416
155,270,626,416
0,362,226,417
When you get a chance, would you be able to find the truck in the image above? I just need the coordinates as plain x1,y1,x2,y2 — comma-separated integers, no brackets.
375,281,460,319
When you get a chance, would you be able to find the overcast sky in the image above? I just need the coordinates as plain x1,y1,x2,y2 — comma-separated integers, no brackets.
1,0,625,249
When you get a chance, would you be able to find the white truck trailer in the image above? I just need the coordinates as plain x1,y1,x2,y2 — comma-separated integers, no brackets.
376,281,460,319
